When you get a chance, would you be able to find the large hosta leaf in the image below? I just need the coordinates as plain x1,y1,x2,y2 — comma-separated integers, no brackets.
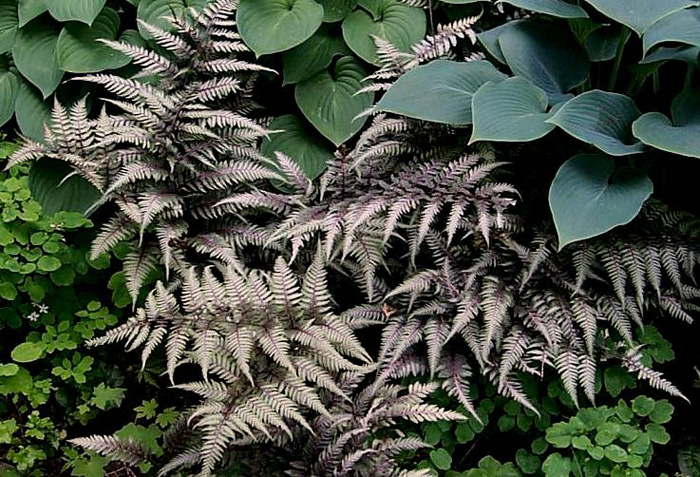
262,115,334,179
18,0,47,27
318,0,358,22
633,90,700,159
282,25,352,84
46,0,106,25
28,159,101,216
295,56,373,146
0,67,18,127
342,0,425,65
12,18,63,98
137,0,185,38
549,154,653,249
0,0,18,54
498,21,589,99
499,0,588,19
477,20,522,64
642,7,700,56
583,0,697,35
470,77,556,143
57,7,129,73
238,0,323,56
640,45,700,64
14,79,50,141
547,90,645,156
377,60,507,124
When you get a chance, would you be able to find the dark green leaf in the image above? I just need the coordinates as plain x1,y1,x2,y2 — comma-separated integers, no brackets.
18,0,47,27
430,448,452,471
46,0,106,25
14,79,50,141
12,17,63,98
0,0,18,54
28,159,101,215
500,0,588,18
0,67,18,127
318,0,358,22
282,25,352,84
583,0,696,35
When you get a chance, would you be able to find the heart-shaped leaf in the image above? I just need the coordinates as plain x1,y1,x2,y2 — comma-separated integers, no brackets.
57,7,130,73
262,115,334,179
583,0,696,35
342,0,426,65
633,89,700,159
498,21,589,99
0,0,18,54
295,56,374,145
642,7,700,56
12,18,63,98
0,67,18,127
11,342,44,363
377,59,507,124
14,79,50,141
586,25,627,62
137,0,185,38
470,76,557,143
499,0,588,19
18,0,47,27
238,0,323,56
549,154,653,249
477,20,522,64
29,159,102,215
547,90,645,156
318,0,358,22
282,24,352,84
46,0,106,25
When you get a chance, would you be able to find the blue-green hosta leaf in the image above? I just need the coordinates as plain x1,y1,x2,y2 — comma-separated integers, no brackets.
583,0,697,35
547,90,645,156
137,0,185,38
633,90,700,159
499,0,588,19
0,0,18,54
342,0,426,65
642,7,700,56
282,25,352,84
318,0,358,22
262,115,334,180
57,7,130,73
14,79,50,141
549,154,653,249
586,26,627,62
12,18,63,98
377,59,507,124
640,45,700,64
498,21,589,99
29,159,101,215
0,68,18,127
295,56,374,146
46,0,106,25
470,77,557,143
18,0,47,27
238,0,323,56
477,20,522,64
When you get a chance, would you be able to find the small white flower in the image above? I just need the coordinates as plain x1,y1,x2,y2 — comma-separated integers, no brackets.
27,312,39,322
35,303,49,314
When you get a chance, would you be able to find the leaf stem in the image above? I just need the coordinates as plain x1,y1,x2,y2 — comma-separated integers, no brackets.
684,63,695,90
607,28,630,92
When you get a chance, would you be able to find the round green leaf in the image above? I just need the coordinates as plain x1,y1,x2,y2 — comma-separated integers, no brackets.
646,423,670,444
238,0,323,56
14,78,51,141
37,255,61,272
498,21,589,99
342,0,426,65
12,17,64,98
430,448,452,471
532,437,549,455
11,342,44,363
516,449,541,474
0,68,19,127
499,0,588,19
318,0,358,22
631,396,655,416
0,364,19,377
137,0,185,39
0,283,17,300
549,154,653,249
19,0,47,27
377,59,507,124
643,7,700,56
57,7,130,73
46,0,106,25
295,56,373,146
262,115,334,180
633,89,700,159
0,0,18,54
470,76,556,144
628,434,650,455
282,24,352,84
583,0,696,35
542,453,571,476
649,400,674,424
547,90,645,156
604,444,628,463
28,159,101,215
